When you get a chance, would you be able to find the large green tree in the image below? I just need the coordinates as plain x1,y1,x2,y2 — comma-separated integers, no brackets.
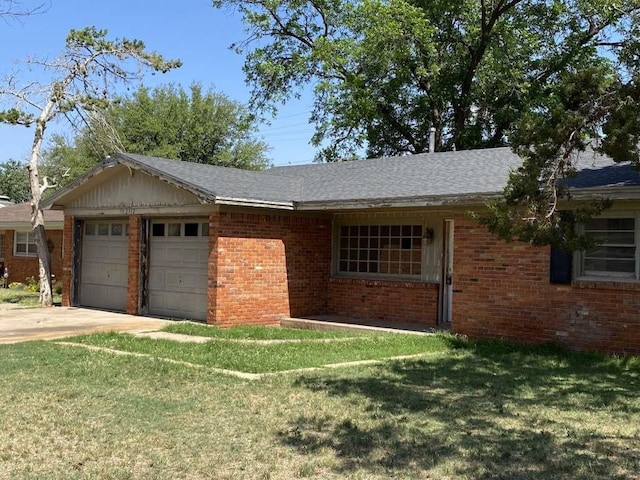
45,83,270,184
0,159,30,203
215,0,639,159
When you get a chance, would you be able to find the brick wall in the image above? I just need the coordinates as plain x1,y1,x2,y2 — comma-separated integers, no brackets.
452,215,640,355
327,277,439,325
207,212,332,326
62,217,73,306
126,215,141,315
2,228,63,287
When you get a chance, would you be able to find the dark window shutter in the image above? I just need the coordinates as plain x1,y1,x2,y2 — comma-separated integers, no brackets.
550,247,572,284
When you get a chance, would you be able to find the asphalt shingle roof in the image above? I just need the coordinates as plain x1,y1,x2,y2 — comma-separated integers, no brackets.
120,153,301,204
265,147,523,202
107,147,640,208
0,202,63,226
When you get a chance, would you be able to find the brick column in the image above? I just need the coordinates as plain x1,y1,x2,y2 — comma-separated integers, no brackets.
206,212,220,325
126,215,141,315
62,216,73,307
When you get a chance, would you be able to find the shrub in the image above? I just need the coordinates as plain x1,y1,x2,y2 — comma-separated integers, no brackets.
24,276,39,293
8,282,25,290
53,282,63,295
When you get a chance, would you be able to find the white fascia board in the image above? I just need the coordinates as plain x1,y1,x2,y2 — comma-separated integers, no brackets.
214,196,295,210
294,193,502,211
569,186,640,200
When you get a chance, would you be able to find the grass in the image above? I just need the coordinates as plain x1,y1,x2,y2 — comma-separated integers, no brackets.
0,332,639,479
0,287,62,307
162,321,364,340
66,330,448,373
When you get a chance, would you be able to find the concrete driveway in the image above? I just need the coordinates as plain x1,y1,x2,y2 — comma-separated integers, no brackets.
0,305,171,344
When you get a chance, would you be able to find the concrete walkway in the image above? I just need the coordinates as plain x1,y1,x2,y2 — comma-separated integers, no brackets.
0,306,171,344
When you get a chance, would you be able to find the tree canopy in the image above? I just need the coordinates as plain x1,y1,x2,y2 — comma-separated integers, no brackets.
217,0,640,246
45,83,270,185
216,0,639,159
0,159,30,203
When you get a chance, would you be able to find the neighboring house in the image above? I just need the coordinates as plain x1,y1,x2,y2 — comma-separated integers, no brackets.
0,202,64,285
43,148,640,354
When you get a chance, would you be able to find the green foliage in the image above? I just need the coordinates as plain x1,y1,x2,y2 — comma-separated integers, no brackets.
479,64,636,249
42,84,270,185
216,0,640,161
23,276,39,293
0,159,30,202
8,282,25,290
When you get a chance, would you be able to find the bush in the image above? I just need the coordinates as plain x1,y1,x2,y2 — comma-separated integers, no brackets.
8,282,25,290
53,282,63,295
24,276,39,293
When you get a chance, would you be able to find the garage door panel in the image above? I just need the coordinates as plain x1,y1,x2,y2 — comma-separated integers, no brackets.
148,220,208,321
79,222,128,312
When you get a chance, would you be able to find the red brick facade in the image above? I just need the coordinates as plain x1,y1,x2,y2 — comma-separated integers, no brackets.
327,277,439,325
62,217,73,306
206,212,332,326
2,228,63,287
451,215,640,355
126,215,141,315
59,208,640,355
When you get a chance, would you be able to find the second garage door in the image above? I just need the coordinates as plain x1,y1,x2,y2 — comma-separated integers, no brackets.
148,220,209,321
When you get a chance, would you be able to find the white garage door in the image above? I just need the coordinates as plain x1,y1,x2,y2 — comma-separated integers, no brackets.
80,221,129,311
148,220,209,320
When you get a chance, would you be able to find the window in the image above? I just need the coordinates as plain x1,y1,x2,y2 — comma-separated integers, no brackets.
0,234,5,259
581,217,637,279
337,224,422,277
111,223,123,236
152,221,209,237
97,224,109,236
184,223,199,237
14,231,38,256
168,223,181,237
152,223,165,237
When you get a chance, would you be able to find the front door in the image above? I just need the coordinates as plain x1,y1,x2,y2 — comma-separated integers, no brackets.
439,219,454,325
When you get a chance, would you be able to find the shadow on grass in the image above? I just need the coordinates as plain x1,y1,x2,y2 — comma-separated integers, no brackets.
280,338,640,479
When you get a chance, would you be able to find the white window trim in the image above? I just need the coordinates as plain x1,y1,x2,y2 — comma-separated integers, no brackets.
14,231,38,258
332,218,433,283
576,213,640,282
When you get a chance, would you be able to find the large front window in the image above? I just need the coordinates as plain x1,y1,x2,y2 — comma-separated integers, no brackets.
582,217,637,279
14,231,38,257
337,224,423,278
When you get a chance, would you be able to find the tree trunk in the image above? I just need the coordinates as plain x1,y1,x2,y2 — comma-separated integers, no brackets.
28,112,54,307
32,221,53,306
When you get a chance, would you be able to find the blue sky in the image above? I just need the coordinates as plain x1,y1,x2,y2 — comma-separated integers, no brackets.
0,0,318,166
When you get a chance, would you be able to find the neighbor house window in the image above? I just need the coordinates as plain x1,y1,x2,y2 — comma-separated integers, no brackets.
14,231,38,257
337,224,422,277
0,234,5,258
581,217,637,279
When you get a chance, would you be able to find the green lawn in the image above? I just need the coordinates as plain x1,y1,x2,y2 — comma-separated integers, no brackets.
65,329,447,373
0,287,62,307
0,331,638,479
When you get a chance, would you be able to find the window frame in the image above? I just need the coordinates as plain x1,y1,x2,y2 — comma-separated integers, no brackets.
332,219,428,282
14,231,38,257
577,214,640,282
